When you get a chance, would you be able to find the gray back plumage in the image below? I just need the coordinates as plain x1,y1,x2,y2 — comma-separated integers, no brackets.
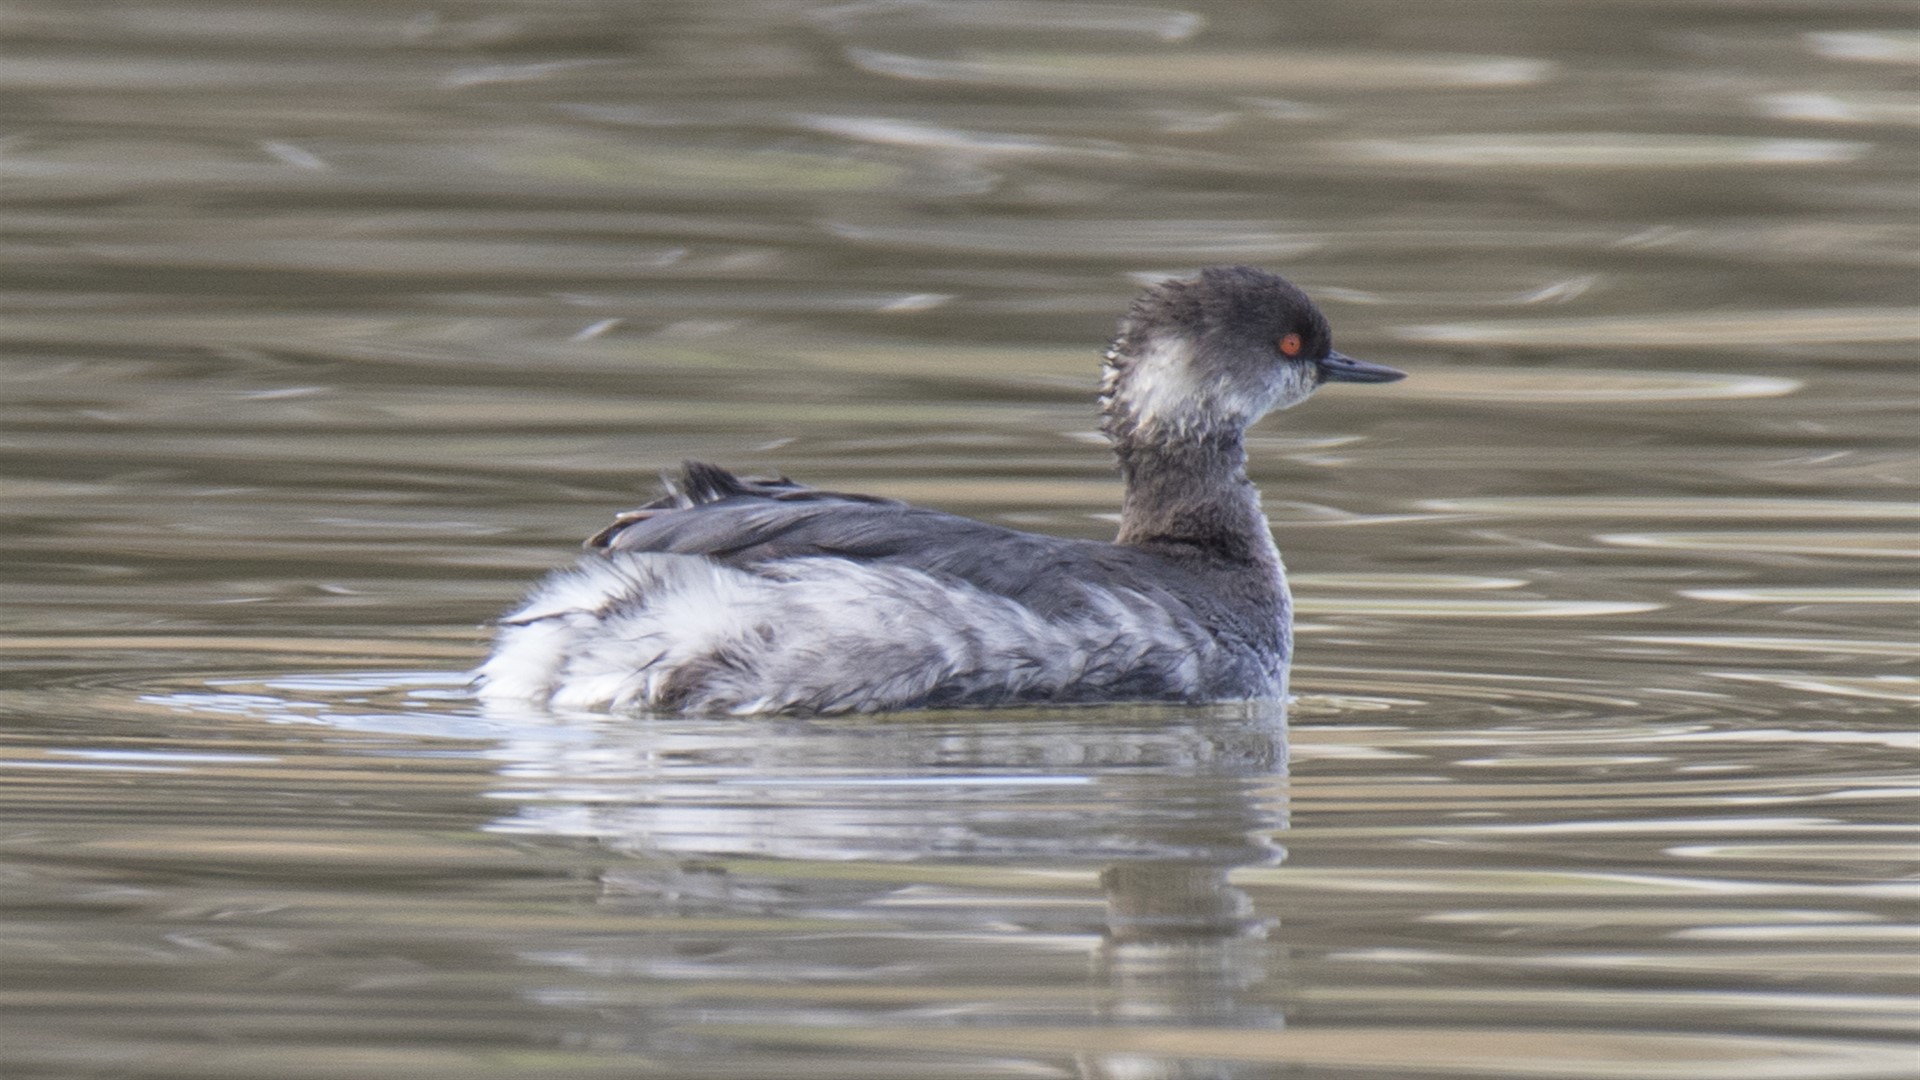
470,461,1294,712
593,463,1287,647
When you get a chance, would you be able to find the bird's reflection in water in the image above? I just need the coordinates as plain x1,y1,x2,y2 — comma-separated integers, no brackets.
1089,861,1277,1079
479,701,1288,1078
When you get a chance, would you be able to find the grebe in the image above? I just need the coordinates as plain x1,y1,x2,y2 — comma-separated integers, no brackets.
476,266,1405,713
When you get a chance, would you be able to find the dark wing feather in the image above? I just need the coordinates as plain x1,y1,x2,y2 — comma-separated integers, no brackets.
588,462,1167,618
589,461,908,557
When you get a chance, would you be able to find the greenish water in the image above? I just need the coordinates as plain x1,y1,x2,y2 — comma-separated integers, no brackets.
1,2,1915,1078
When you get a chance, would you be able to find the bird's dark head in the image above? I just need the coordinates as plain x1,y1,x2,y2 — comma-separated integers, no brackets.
1100,265,1405,446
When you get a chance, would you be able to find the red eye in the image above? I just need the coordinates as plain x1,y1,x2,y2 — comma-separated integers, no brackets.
1278,333,1303,357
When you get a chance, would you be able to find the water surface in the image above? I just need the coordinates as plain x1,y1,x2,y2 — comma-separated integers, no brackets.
1,2,1915,1078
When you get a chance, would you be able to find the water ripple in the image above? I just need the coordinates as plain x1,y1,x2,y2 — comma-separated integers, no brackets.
1296,598,1661,618
1397,308,1920,347
1806,31,1920,65
690,1019,1919,1079
1337,134,1868,168
1393,369,1802,403
1599,532,1919,558
1425,497,1920,520
1680,588,1920,604
816,1,1205,41
824,217,1322,259
1759,91,1920,126
848,47,1554,89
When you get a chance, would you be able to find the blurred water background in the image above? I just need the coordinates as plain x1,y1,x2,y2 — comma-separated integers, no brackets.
1,2,1916,1077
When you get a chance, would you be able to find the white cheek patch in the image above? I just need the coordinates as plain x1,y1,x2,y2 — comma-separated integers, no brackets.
1109,337,1320,439
1112,337,1212,439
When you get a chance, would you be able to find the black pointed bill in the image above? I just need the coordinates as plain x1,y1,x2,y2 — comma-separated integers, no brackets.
1318,350,1406,384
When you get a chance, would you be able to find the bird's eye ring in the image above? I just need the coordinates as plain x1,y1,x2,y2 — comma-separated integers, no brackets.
1278,333,1303,357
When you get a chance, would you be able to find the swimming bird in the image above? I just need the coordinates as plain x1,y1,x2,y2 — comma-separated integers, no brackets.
476,265,1405,714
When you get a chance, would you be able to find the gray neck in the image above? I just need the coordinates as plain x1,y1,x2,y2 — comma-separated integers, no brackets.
1113,431,1275,565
